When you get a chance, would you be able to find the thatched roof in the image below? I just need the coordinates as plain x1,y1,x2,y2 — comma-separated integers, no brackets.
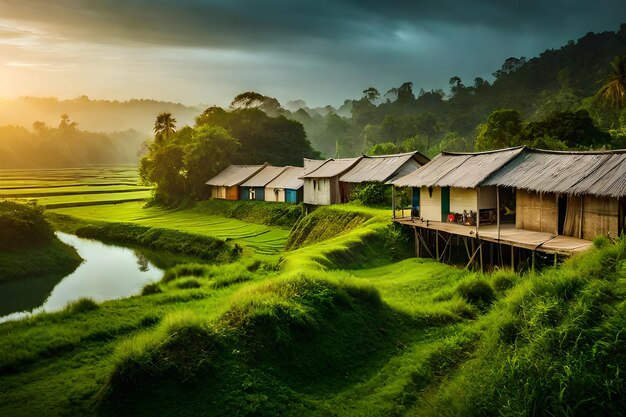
265,166,304,190
483,149,626,197
302,157,362,179
339,151,429,183
392,147,524,188
205,164,267,187
240,166,287,188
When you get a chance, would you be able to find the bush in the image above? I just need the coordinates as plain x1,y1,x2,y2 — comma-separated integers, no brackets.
350,182,391,206
456,278,496,310
175,278,202,289
64,297,99,314
141,283,162,296
0,201,54,250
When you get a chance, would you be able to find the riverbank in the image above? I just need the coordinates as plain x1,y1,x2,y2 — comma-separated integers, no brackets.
0,201,81,282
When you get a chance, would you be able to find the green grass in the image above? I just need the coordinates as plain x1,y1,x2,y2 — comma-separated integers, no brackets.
2,188,626,416
51,201,291,255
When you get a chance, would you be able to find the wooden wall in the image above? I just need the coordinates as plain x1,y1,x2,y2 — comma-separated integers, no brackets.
582,196,619,240
303,178,332,205
420,186,442,221
516,189,557,233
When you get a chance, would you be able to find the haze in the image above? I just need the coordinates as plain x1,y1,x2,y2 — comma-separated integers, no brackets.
0,0,623,107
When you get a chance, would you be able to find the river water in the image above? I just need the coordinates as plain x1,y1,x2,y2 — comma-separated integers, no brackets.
0,232,164,323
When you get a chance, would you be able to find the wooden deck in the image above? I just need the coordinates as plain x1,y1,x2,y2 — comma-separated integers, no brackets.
394,217,593,255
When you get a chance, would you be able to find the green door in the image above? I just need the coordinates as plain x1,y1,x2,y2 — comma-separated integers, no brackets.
441,187,450,221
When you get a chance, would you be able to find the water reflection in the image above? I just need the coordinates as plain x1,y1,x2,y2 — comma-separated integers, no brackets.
0,232,164,322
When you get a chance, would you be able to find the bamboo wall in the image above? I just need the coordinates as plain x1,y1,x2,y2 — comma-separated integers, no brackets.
450,188,476,214
582,196,619,240
516,189,557,233
420,186,442,221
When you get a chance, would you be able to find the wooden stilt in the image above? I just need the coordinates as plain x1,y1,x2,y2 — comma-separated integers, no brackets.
511,245,515,271
417,231,435,259
414,227,420,257
531,250,536,272
465,242,483,270
479,241,484,272
435,231,440,261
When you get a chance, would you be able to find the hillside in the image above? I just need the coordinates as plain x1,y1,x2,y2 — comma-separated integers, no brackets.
1,203,625,416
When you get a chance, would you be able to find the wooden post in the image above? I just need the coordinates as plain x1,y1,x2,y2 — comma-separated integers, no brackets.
511,245,515,271
479,241,484,272
531,250,536,272
392,186,396,219
414,227,420,257
579,196,583,239
496,186,501,241
476,187,480,237
435,231,440,261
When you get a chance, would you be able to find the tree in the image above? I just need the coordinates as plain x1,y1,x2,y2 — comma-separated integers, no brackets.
59,114,77,131
397,82,415,102
367,142,400,156
524,110,611,148
415,113,440,150
596,55,626,111
184,126,240,198
154,113,176,143
475,109,523,151
230,91,267,109
362,87,380,102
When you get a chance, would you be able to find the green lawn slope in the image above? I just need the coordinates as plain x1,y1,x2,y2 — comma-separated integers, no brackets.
1,202,625,416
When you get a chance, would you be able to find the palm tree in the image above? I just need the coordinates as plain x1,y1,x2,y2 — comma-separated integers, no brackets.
597,55,626,111
154,113,177,143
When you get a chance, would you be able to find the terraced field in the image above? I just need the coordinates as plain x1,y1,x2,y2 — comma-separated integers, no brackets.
52,202,290,255
0,167,150,208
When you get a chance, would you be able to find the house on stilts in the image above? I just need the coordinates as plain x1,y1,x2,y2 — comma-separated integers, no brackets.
391,147,626,270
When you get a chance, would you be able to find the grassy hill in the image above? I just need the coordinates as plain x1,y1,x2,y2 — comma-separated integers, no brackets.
1,203,625,416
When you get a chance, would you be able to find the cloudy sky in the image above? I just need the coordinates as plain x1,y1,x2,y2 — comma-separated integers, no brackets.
0,1,623,107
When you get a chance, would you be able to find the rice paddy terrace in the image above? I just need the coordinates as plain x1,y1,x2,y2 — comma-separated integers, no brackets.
0,167,151,208
0,167,289,255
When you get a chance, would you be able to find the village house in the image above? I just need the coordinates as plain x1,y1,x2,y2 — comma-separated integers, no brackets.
264,166,305,203
338,151,430,198
301,157,362,205
239,165,287,201
205,164,267,200
391,146,626,269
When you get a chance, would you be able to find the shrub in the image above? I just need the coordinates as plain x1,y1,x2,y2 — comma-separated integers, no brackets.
456,278,496,310
141,283,162,296
64,297,99,314
175,278,202,289
350,182,391,206
0,201,54,250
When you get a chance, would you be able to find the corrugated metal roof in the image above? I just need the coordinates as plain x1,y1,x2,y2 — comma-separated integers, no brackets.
240,166,287,187
302,157,362,178
392,147,524,188
339,152,428,183
304,158,327,175
205,164,267,187
483,149,626,197
265,166,304,190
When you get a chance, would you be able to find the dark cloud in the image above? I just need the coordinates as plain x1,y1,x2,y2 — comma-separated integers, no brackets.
2,0,622,49
0,0,623,105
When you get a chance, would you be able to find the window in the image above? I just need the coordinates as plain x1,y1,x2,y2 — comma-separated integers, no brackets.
313,180,317,190
249,188,255,200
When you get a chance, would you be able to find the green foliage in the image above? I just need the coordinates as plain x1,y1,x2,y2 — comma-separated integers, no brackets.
141,283,162,296
0,201,53,250
63,298,99,314
350,182,391,206
456,278,496,310
475,109,523,151
140,124,239,204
